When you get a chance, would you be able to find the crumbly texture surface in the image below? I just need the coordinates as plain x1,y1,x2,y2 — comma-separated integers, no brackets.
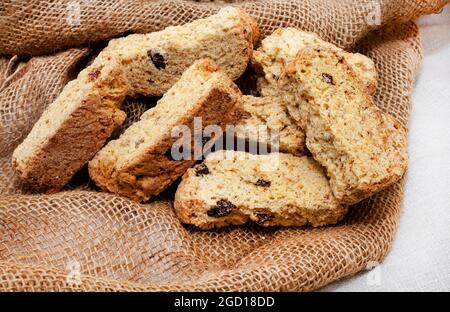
174,150,347,229
11,6,257,193
12,56,128,193
89,59,243,202
100,7,259,97
283,47,407,205
252,28,377,98
234,95,305,155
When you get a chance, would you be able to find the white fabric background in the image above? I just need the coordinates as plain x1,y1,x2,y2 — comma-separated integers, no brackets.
322,6,450,292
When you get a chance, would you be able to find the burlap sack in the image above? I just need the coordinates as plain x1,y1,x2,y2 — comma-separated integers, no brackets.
0,0,447,292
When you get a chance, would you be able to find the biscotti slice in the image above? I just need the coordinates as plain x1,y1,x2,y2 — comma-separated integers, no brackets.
284,47,407,205
12,56,128,193
174,150,347,229
233,95,305,156
251,28,377,98
99,6,259,97
88,59,242,202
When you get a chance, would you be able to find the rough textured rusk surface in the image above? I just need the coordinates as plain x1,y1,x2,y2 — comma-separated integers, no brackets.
11,56,128,193
97,6,259,97
9,6,257,193
175,151,347,229
88,59,243,202
0,0,444,292
246,27,378,155
252,28,378,98
234,95,305,155
0,49,91,157
283,47,408,204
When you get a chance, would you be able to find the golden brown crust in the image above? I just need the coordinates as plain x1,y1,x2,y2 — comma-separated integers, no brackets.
89,60,243,202
334,114,408,204
101,6,259,97
285,47,407,205
11,8,257,194
174,152,348,229
251,27,377,98
12,62,128,193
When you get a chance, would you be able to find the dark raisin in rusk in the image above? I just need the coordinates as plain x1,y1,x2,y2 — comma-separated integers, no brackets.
255,179,271,187
321,73,334,85
207,199,236,218
304,146,313,157
148,51,166,70
87,69,101,82
256,213,274,224
195,164,209,176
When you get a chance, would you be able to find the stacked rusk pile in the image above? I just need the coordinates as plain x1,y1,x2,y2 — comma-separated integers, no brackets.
12,8,407,229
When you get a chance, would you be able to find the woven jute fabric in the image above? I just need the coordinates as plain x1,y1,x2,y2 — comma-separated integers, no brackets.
0,0,448,292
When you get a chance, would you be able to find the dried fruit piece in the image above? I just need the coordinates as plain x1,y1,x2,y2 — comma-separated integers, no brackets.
207,199,236,217
87,69,101,82
148,51,166,70
321,73,334,84
256,213,274,224
255,179,271,187
195,164,210,176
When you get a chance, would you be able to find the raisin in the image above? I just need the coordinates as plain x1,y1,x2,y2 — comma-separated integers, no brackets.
195,163,209,176
304,146,313,157
148,52,166,70
255,179,271,187
88,69,101,82
256,213,274,225
207,199,236,218
321,73,334,85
